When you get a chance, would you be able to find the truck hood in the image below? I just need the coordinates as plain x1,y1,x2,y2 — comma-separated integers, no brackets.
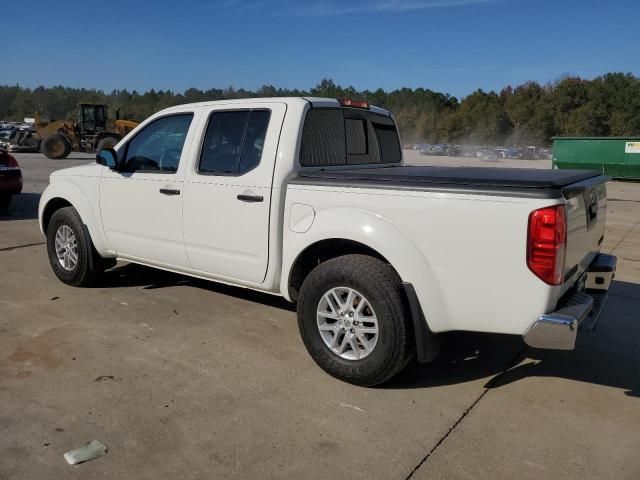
50,163,102,179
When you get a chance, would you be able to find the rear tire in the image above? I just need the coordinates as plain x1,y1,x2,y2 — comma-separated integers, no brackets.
96,136,120,152
297,254,413,386
46,207,102,287
41,134,72,159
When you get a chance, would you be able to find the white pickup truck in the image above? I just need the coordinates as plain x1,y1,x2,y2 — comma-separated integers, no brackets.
39,97,616,386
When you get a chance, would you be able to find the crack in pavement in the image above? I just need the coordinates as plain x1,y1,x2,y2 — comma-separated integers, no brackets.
404,344,528,480
607,217,640,255
0,242,46,252
608,198,640,203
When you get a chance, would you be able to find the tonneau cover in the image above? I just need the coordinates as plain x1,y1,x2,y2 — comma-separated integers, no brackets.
291,165,603,198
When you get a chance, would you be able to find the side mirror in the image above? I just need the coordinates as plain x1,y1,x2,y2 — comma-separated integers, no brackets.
97,148,118,169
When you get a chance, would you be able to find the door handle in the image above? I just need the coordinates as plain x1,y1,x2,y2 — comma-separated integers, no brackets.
159,188,181,196
237,194,264,203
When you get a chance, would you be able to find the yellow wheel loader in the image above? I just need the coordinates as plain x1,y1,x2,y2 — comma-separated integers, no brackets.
37,104,139,159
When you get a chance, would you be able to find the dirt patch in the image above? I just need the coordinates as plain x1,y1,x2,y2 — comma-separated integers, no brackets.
3,330,63,378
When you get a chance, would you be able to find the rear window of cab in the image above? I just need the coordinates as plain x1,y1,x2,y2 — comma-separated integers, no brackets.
300,108,402,167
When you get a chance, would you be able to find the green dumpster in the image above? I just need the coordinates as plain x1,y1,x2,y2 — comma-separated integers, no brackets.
553,137,640,180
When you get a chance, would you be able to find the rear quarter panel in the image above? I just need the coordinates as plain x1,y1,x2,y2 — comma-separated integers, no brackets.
283,184,563,335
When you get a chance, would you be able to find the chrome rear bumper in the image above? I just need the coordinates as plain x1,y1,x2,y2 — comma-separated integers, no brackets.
523,253,616,350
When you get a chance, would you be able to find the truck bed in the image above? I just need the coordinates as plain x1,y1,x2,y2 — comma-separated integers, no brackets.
291,165,601,199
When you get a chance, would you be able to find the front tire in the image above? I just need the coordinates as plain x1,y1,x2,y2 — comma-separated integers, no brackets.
41,134,72,159
46,207,101,286
297,254,413,386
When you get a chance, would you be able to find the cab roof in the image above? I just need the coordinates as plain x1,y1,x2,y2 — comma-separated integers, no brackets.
159,97,391,117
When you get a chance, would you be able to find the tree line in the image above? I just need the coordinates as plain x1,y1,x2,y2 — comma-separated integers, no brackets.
1,73,639,146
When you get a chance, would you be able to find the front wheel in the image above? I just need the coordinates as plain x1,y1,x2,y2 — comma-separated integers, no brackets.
46,207,102,287
41,134,72,159
297,254,413,386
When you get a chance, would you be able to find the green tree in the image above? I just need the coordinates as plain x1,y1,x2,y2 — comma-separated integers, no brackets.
2,74,640,146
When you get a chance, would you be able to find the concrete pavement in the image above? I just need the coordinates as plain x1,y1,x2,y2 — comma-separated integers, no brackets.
1,152,638,479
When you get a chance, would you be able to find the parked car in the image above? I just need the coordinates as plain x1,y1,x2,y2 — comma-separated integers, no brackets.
458,145,476,157
518,146,538,160
445,145,460,157
38,97,616,386
418,144,432,155
0,146,23,211
0,127,17,142
430,144,447,156
538,148,552,160
477,148,499,161
502,147,521,159
0,126,41,153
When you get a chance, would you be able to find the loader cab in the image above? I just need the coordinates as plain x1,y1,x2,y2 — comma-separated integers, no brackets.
77,104,107,136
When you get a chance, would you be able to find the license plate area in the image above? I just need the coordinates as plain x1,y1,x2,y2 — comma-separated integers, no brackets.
586,270,614,290
585,253,617,291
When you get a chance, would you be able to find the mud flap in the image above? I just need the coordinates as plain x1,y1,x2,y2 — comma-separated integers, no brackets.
402,282,440,363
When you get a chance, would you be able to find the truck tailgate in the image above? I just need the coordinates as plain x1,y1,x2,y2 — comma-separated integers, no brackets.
561,176,609,290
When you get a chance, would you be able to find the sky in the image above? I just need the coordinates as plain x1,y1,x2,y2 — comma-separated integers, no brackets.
5,0,640,99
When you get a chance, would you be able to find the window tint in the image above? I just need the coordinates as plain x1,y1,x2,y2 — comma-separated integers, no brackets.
345,114,382,164
300,108,400,167
123,114,193,173
372,118,402,163
345,118,367,155
199,110,270,175
299,109,345,167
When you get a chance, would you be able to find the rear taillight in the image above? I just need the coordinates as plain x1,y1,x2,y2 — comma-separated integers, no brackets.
527,205,567,285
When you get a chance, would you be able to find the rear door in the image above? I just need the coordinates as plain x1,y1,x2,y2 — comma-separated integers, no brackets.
182,102,286,283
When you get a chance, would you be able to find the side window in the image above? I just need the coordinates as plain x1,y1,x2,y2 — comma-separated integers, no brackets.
371,117,402,163
122,114,193,173
300,109,345,167
199,110,271,175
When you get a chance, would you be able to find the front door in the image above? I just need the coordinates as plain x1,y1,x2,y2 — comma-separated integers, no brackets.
182,103,286,284
100,111,198,268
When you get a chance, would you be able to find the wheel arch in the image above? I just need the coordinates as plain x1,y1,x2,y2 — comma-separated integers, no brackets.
39,180,111,255
287,238,392,302
281,206,450,334
287,237,441,364
41,197,73,235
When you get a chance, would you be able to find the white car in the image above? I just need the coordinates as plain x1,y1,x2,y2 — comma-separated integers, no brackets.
38,97,616,386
